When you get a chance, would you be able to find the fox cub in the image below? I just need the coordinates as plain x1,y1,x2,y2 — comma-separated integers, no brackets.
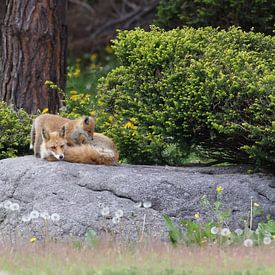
40,126,119,165
30,114,95,157
31,114,119,165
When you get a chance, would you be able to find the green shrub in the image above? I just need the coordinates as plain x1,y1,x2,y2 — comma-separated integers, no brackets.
0,102,32,159
97,26,275,168
155,0,275,35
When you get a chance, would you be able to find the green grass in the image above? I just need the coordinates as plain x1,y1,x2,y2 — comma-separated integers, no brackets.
0,240,275,274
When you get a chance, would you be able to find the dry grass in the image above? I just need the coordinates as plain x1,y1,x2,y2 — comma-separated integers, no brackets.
0,239,274,274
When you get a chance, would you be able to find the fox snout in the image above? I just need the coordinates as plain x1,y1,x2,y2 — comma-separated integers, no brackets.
59,154,64,160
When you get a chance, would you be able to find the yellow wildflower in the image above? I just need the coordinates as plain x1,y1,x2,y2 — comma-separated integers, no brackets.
90,111,96,117
216,186,223,193
44,80,53,85
70,95,80,101
272,235,275,239
70,90,78,95
73,67,80,77
91,63,98,70
108,116,114,122
124,121,137,129
42,108,48,114
30,237,37,243
194,212,200,219
91,53,98,62
105,45,113,54
254,203,260,207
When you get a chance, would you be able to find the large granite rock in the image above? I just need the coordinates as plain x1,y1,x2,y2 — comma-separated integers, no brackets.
0,156,274,241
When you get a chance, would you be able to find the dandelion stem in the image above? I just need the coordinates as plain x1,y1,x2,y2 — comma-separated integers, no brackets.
250,197,253,231
139,213,146,242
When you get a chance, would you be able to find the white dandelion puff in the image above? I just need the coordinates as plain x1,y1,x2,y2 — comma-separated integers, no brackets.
10,203,20,211
40,212,51,220
112,216,120,224
4,200,12,210
221,228,231,237
263,237,272,245
115,209,124,218
29,210,40,219
22,215,31,222
143,201,152,208
51,213,60,222
234,228,243,236
100,206,110,217
134,202,142,208
243,238,253,247
210,226,219,235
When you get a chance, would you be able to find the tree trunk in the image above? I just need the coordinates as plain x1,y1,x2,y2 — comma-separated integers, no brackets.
0,0,67,114
0,1,7,90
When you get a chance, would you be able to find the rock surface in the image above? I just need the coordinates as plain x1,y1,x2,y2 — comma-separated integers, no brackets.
0,156,274,241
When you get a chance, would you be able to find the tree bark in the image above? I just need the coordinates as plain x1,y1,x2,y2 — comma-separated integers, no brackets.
0,0,67,114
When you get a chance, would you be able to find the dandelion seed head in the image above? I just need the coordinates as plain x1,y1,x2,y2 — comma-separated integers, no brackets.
30,210,40,219
234,228,243,236
3,200,12,210
112,216,120,224
40,212,50,220
22,215,31,223
100,206,110,217
243,238,253,247
51,213,60,222
115,209,124,218
10,203,20,211
263,236,272,245
134,202,142,208
210,226,219,235
221,228,231,236
143,201,152,208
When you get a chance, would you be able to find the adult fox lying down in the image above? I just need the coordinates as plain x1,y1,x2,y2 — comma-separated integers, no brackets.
31,114,119,165
40,126,119,165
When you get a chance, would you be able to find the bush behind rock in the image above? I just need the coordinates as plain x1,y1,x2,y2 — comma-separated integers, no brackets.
0,101,32,159
97,26,275,168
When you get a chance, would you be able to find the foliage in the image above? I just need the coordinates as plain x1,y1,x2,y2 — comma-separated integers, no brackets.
164,187,275,246
155,0,275,34
0,102,32,159
97,26,275,168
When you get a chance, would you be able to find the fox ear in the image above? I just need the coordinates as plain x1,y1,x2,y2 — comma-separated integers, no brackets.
42,128,50,141
84,116,90,125
59,125,66,138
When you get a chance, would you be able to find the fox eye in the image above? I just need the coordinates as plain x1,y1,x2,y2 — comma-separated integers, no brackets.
60,145,64,149
51,146,56,150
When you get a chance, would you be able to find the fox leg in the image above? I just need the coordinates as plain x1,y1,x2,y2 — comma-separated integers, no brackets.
30,124,35,150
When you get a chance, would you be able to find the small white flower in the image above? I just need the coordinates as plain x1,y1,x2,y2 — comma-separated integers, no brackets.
10,203,20,211
243,238,254,247
4,200,12,210
40,212,51,220
134,202,142,208
143,201,152,208
22,215,31,222
115,209,124,218
234,228,243,236
210,226,219,235
220,228,231,237
29,210,40,219
112,216,120,224
263,236,272,245
51,213,60,222
100,206,110,217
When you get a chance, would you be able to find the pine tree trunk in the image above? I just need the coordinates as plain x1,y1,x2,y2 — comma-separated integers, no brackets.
0,0,67,114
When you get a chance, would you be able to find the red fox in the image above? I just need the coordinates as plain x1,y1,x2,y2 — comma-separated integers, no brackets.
30,114,95,157
40,126,119,165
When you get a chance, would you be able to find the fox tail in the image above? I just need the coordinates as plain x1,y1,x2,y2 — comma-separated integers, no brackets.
64,144,118,165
